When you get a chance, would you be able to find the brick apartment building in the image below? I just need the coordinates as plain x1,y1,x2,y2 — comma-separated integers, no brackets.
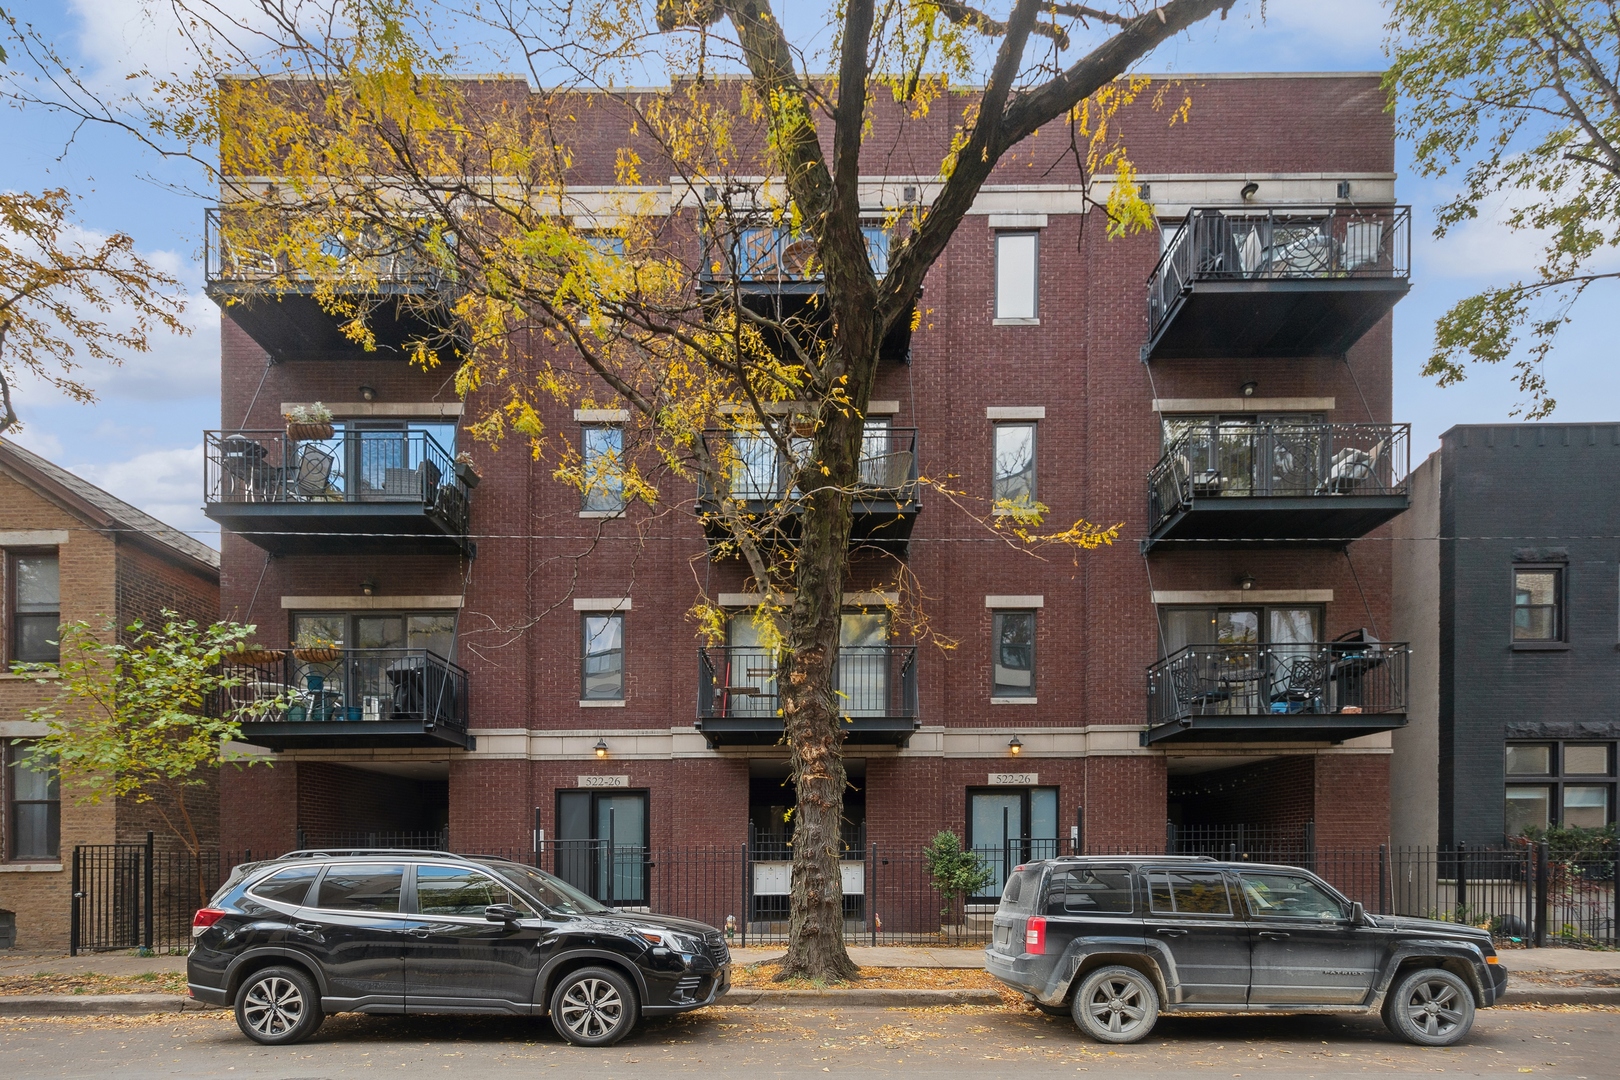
0,438,220,948
207,72,1411,915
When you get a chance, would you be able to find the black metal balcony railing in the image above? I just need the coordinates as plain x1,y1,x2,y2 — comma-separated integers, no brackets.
204,206,446,287
697,427,919,502
703,224,890,284
697,646,919,745
1145,641,1409,744
204,428,469,539
1148,422,1410,536
218,647,470,746
1143,205,1412,360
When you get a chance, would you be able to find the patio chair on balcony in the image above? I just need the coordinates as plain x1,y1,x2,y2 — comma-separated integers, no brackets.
1322,436,1387,494
290,445,337,501
1170,662,1230,721
1343,221,1387,272
1269,653,1327,714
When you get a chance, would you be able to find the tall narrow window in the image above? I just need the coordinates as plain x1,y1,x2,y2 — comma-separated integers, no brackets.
11,553,61,664
6,744,60,861
995,232,1038,320
992,423,1036,509
582,426,625,513
1513,567,1562,642
992,610,1037,698
581,612,625,700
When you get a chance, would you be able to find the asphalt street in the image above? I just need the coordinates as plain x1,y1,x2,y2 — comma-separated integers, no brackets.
1,1004,1613,1078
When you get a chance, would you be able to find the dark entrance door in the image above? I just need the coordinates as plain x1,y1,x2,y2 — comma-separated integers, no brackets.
1144,868,1251,1005
554,790,648,906
401,863,548,1012
1236,870,1379,1005
967,788,1060,899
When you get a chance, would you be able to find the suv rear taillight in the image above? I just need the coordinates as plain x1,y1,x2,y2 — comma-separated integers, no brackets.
1024,916,1046,955
192,907,228,938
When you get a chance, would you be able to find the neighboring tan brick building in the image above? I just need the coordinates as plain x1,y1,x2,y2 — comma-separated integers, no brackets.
207,73,1411,919
0,438,221,949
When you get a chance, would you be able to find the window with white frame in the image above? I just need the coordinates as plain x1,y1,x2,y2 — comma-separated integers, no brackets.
995,232,1039,320
581,425,626,513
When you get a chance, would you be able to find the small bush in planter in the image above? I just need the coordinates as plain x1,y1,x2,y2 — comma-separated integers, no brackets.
923,830,995,923
284,402,335,441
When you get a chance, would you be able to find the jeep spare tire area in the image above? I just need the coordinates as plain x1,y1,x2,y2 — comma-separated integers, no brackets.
1385,967,1476,1047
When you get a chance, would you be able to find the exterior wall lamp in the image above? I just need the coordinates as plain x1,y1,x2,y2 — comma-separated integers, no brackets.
1008,735,1023,756
1241,381,1258,398
360,578,376,597
359,385,377,402
1239,574,1255,591
1240,181,1259,201
594,738,609,759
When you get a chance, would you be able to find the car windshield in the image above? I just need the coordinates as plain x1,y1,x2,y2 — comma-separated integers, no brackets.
483,861,609,915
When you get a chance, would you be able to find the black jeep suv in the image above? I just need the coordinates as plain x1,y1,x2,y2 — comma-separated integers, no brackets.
985,856,1507,1046
187,850,730,1047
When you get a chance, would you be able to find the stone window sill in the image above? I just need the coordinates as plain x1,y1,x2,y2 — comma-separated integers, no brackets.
1512,641,1570,651
0,862,63,873
991,697,1038,705
579,699,627,708
993,317,1040,326
578,510,625,519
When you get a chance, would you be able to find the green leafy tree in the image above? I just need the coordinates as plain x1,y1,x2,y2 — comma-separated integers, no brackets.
12,613,288,860
1386,1,1620,417
922,829,996,922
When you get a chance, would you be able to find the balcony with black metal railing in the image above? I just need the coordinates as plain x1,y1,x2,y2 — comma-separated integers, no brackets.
204,206,457,361
204,428,472,555
696,645,920,747
1144,421,1410,550
1143,638,1409,745
1143,205,1411,361
220,647,472,750
695,427,920,554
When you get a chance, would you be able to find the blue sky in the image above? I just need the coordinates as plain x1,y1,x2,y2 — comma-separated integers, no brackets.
4,0,1613,545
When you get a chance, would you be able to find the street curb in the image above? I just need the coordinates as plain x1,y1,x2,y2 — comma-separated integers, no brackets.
1499,986,1620,1006
722,988,1004,1007
0,994,194,1016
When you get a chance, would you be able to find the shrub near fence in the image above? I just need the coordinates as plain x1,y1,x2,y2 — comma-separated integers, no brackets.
72,837,1620,955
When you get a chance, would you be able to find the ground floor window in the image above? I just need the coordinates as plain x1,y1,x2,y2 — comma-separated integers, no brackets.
554,790,648,905
1505,741,1616,835
966,787,1058,898
4,742,59,861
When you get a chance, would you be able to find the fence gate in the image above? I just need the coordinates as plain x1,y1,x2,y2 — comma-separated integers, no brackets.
71,835,230,955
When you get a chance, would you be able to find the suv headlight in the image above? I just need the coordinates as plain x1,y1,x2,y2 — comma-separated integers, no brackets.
638,929,703,956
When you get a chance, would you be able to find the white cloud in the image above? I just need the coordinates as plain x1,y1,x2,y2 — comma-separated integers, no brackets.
6,427,66,460
71,442,215,545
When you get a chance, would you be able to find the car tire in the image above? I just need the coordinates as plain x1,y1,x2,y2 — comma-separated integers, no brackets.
1072,965,1160,1044
550,966,640,1047
233,965,324,1046
1384,967,1476,1047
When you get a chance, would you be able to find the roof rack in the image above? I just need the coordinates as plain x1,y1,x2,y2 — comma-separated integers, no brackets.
1053,853,1218,862
274,848,460,860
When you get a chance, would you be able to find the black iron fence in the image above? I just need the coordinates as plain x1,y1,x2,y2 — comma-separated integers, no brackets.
1147,641,1409,725
73,835,1620,954
217,647,469,734
1148,204,1412,338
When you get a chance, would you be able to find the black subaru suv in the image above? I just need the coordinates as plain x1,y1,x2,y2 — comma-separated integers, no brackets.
985,856,1507,1046
187,850,730,1048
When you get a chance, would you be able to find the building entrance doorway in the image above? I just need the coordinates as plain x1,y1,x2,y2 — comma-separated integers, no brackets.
746,759,865,926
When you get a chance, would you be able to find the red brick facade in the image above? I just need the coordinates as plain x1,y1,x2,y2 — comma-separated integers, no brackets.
215,74,1396,875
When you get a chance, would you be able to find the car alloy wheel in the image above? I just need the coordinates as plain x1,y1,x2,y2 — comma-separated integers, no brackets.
1073,965,1160,1044
233,965,323,1046
550,966,638,1047
1387,967,1475,1047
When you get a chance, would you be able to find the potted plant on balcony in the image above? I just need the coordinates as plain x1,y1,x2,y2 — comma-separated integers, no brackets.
291,635,342,664
284,402,335,441
453,450,481,489
230,644,284,666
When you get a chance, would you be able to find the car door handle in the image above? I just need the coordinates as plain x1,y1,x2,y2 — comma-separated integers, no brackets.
1258,930,1291,940
1156,928,1188,937
294,922,322,934
406,927,432,939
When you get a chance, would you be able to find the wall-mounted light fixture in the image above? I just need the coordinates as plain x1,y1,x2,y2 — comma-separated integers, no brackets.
1337,180,1352,199
1241,381,1259,398
360,578,376,597
703,185,718,203
902,185,917,203
1240,181,1259,201
359,385,377,403
594,738,609,759
1239,573,1255,592
1139,183,1152,201
1008,735,1024,756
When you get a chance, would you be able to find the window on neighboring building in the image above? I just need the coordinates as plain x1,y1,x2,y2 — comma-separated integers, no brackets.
581,425,626,513
992,422,1036,509
1505,741,1615,836
992,610,1036,699
5,743,60,861
581,611,625,700
9,552,61,664
1513,567,1563,642
994,231,1038,320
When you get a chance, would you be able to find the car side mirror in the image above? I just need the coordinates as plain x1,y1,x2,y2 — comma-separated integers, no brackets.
1349,901,1367,927
485,903,521,924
